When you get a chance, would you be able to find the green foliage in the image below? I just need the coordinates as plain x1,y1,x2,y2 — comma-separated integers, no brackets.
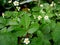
0,0,60,45
0,33,17,45
21,12,31,29
28,22,39,34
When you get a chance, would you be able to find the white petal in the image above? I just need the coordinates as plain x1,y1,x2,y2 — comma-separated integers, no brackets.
25,41,30,44
44,16,49,20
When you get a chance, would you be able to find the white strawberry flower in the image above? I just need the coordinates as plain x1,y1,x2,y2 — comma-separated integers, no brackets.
44,15,49,20
28,8,30,11
2,13,5,18
8,0,12,3
40,4,43,7
37,15,42,20
50,1,56,7
13,1,19,6
24,38,30,44
50,3,53,7
16,7,20,11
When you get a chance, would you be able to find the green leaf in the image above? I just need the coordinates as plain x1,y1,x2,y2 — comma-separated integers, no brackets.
32,7,40,11
7,26,15,32
7,19,18,25
54,0,60,3
4,11,12,18
30,37,43,45
0,17,7,24
13,28,27,37
0,33,17,45
7,25,21,32
5,11,19,18
7,25,27,37
43,39,51,45
52,22,60,42
54,41,60,45
0,27,7,33
37,30,44,39
43,3,50,12
21,13,31,29
37,31,51,45
28,23,39,34
50,21,56,30
0,24,5,29
56,5,60,10
41,24,50,34
44,34,52,40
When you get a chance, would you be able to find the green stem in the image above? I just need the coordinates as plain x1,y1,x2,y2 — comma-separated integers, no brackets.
38,0,40,7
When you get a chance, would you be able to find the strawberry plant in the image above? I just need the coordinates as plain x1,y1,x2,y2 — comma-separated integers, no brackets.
0,0,60,45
